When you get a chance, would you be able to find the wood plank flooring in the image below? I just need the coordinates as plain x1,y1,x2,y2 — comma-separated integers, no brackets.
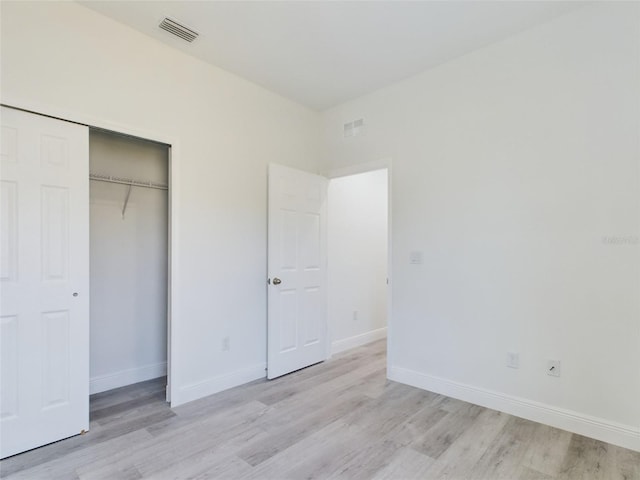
1,340,638,479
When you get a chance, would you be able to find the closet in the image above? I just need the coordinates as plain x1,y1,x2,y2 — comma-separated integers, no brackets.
89,129,169,395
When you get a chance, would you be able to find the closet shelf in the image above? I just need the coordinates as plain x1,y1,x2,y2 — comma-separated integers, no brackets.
89,173,168,191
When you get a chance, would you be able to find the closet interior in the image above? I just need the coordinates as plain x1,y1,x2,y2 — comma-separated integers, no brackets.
89,129,169,398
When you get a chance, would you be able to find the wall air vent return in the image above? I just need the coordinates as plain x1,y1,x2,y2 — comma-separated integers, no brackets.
344,118,365,138
159,18,199,43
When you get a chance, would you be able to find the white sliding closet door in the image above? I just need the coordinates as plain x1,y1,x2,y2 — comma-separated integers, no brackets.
0,106,90,458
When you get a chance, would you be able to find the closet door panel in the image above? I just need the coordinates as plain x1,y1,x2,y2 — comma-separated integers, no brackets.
0,106,89,459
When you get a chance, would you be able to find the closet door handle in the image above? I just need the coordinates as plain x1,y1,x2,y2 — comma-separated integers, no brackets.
272,278,282,285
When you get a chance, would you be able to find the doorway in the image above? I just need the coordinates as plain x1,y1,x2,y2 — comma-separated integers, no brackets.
265,162,391,379
88,129,169,396
327,168,389,355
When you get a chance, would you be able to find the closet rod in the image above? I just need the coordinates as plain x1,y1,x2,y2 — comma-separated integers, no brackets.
89,173,168,191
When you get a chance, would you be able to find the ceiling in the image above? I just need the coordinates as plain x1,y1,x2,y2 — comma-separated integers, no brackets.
80,1,583,111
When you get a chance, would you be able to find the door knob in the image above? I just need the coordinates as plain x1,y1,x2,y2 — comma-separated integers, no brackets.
272,277,282,285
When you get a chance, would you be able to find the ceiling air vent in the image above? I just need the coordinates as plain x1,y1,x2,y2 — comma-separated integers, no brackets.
159,18,199,43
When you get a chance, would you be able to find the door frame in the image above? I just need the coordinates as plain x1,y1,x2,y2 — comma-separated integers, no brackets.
1,98,180,404
326,158,393,372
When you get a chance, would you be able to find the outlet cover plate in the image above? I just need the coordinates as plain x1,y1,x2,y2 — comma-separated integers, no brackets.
409,251,423,265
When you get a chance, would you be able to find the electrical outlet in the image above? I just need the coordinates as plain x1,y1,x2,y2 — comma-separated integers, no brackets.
507,352,519,369
547,359,561,377
222,336,230,351
409,251,423,265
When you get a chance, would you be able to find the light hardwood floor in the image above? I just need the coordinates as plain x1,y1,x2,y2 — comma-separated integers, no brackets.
1,340,638,479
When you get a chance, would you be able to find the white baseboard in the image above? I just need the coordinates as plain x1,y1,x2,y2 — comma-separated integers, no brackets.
90,362,167,394
388,365,640,453
331,327,388,355
171,363,266,407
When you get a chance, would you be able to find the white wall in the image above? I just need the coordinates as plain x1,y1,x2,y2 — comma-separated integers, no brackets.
328,169,388,354
0,1,321,405
89,131,168,394
322,4,640,450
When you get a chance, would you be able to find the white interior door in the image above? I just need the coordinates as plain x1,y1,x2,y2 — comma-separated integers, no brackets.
1,106,89,458
267,164,328,379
